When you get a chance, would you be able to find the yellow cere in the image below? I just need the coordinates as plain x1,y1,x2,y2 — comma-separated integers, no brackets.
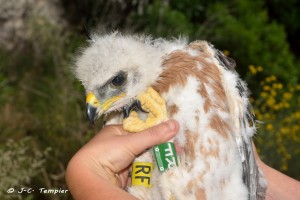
86,92,125,111
131,162,153,188
86,92,100,106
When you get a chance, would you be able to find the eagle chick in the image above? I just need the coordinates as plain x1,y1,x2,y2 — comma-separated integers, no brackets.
74,32,266,200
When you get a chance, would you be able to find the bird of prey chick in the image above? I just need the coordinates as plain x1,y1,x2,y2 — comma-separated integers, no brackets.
74,32,266,200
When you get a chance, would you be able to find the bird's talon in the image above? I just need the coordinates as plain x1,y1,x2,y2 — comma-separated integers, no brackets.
123,87,167,132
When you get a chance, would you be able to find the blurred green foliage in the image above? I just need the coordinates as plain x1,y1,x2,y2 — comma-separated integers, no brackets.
246,65,300,179
0,137,50,200
0,13,93,200
0,0,299,199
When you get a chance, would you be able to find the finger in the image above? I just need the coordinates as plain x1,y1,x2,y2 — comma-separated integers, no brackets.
99,124,129,137
118,167,130,189
125,120,179,156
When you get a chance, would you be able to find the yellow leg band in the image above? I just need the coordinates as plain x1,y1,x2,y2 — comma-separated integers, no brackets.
131,162,153,188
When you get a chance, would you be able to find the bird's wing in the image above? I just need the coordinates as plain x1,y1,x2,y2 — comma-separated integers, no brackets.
215,48,266,200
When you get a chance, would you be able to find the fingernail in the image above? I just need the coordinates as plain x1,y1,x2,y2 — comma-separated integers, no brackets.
166,120,177,131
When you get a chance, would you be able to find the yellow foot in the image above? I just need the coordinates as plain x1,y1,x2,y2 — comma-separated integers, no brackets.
123,87,167,132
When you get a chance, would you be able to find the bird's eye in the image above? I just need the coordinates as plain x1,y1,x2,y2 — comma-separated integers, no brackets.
111,73,126,87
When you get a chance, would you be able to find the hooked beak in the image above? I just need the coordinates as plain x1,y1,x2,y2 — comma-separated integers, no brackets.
86,92,100,125
85,91,127,125
86,103,98,124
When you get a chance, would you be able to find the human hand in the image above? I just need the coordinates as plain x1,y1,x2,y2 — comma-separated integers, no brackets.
66,120,179,200
252,142,300,200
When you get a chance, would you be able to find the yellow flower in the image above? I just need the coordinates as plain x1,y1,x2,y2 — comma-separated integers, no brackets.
272,83,283,90
284,116,292,123
254,109,260,115
280,127,289,134
283,92,292,100
277,83,283,90
270,75,277,81
223,50,230,56
263,85,271,91
249,65,257,75
295,112,300,119
264,113,271,119
281,163,288,171
257,66,263,72
265,77,271,82
265,75,277,83
270,90,277,97
283,102,290,108
266,97,275,106
273,104,280,110
266,124,273,131
256,113,263,121
260,92,268,98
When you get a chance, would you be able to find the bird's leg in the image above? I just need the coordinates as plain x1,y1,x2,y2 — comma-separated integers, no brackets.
124,88,179,200
123,87,167,132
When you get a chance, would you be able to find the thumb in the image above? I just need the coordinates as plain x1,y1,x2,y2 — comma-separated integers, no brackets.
126,120,179,156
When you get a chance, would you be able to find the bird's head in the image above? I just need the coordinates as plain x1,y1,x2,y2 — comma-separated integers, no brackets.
74,33,168,124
